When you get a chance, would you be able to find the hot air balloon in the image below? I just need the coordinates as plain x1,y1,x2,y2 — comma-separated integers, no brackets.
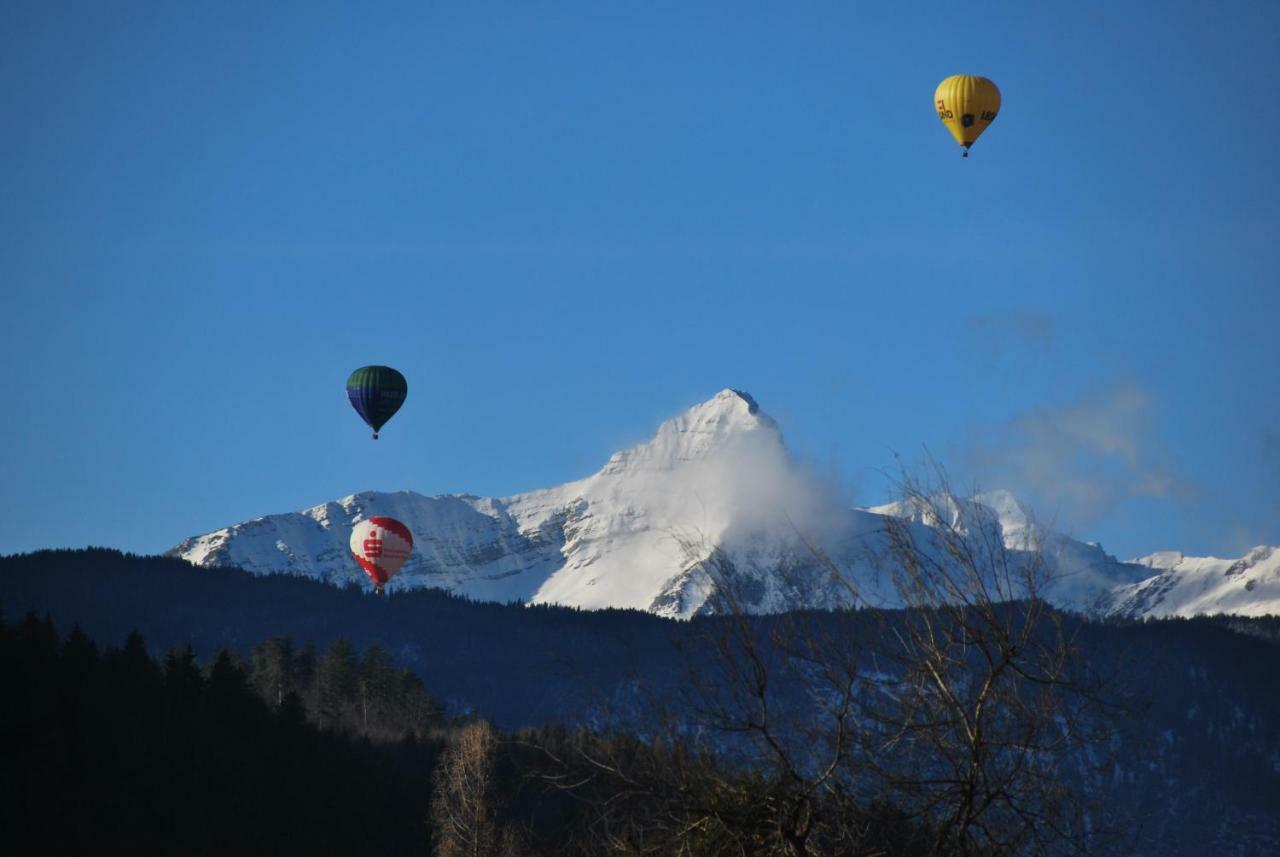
346,365,407,439
934,75,1000,157
349,516,413,595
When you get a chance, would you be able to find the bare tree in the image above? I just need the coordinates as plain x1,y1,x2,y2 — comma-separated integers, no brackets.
533,465,1123,855
431,721,522,857
849,471,1120,855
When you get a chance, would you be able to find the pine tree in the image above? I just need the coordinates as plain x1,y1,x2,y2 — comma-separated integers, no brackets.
399,667,445,737
17,612,59,676
208,649,256,721
314,637,358,731
250,635,296,709
358,642,395,735
61,624,99,679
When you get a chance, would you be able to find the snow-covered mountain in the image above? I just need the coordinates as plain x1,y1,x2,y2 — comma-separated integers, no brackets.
171,389,1279,620
1103,546,1280,619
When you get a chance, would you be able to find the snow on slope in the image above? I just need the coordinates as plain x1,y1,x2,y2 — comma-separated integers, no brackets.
171,389,1279,620
520,388,787,611
173,389,819,615
175,490,571,603
1102,546,1280,618
861,490,1152,613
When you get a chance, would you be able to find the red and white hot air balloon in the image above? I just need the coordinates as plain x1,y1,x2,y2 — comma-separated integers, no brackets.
349,516,413,595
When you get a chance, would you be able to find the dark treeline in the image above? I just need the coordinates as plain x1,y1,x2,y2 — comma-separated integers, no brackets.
3,549,1278,732
3,550,1280,854
0,549,683,728
244,634,445,740
0,613,440,856
2,614,933,855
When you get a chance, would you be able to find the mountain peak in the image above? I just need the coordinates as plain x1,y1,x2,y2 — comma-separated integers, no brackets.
973,489,1032,534
597,389,781,476
171,387,1280,622
682,388,764,420
722,388,759,414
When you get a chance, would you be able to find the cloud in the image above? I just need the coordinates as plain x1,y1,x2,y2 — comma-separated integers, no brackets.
967,380,1194,531
652,426,845,545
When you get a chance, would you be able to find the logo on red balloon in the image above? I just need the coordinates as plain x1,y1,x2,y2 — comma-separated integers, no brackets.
349,516,413,587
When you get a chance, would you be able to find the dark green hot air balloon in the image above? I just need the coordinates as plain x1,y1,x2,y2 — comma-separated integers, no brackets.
346,366,407,439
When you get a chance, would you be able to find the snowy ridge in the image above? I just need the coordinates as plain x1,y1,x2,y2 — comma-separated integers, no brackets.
172,389,793,615
1102,546,1280,619
171,389,1280,620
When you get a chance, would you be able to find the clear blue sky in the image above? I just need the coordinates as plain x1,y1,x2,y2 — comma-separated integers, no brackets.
2,1,1277,561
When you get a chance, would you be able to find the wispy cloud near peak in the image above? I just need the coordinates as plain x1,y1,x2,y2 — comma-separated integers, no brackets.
968,380,1194,532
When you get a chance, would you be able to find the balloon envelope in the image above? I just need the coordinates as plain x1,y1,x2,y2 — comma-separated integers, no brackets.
349,516,413,588
346,366,408,437
934,75,1000,152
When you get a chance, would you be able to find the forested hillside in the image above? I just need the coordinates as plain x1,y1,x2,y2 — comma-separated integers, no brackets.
3,549,1279,854
0,549,680,727
2,616,937,854
0,614,440,854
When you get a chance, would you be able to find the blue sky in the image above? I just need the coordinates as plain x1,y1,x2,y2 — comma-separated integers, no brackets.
2,1,1277,560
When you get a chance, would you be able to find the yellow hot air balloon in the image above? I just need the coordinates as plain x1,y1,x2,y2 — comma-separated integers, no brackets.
934,75,1000,157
